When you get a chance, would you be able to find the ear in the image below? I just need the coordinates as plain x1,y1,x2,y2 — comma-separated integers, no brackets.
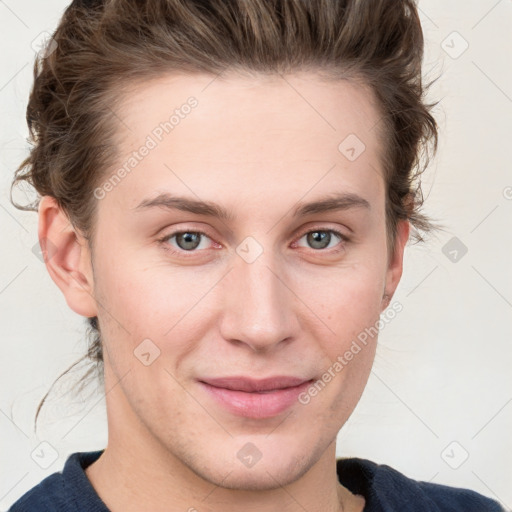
381,219,410,311
37,195,98,318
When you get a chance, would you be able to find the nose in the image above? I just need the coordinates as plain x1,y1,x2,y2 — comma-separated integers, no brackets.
218,249,299,353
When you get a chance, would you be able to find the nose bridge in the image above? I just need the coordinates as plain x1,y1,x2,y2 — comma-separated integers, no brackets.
220,248,295,351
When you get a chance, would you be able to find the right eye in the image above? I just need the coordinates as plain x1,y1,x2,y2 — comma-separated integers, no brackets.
158,230,219,255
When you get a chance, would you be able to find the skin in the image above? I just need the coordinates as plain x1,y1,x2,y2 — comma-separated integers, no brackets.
39,71,409,512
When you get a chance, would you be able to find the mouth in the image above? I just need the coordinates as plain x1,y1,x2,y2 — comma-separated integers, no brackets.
198,376,314,419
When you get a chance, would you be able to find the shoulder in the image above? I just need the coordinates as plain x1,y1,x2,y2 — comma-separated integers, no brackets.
7,470,64,512
7,451,105,512
336,457,507,512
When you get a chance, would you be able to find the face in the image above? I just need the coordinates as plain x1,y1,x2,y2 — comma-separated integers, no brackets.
82,72,407,489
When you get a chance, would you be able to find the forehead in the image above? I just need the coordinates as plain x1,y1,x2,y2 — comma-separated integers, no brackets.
103,71,386,214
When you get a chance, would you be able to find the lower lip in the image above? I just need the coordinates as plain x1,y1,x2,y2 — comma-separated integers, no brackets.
199,380,313,419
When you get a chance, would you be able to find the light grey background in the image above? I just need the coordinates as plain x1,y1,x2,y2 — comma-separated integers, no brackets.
1,0,511,509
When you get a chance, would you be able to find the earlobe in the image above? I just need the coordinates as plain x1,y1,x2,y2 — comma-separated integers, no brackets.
381,293,391,310
38,195,98,318
381,219,410,311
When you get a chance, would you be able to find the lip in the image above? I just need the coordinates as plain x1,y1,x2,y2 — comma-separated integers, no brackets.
198,376,314,419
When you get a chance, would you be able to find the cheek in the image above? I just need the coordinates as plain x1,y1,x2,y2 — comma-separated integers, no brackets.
92,255,215,365
93,224,387,369
299,273,382,422
294,261,386,346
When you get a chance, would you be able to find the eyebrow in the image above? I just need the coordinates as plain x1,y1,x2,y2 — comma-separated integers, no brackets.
133,191,371,220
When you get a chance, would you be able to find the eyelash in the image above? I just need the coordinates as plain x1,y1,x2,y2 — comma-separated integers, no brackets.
157,226,349,258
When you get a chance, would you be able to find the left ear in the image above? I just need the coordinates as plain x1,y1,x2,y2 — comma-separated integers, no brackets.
381,219,410,311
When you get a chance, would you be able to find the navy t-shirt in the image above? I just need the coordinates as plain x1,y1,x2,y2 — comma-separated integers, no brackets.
7,449,507,511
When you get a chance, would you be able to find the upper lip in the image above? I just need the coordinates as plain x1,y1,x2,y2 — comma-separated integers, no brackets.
200,376,312,392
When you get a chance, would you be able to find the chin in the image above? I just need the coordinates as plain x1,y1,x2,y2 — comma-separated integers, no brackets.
208,458,309,492
186,444,313,492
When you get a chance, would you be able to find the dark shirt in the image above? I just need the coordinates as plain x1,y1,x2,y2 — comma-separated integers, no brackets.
7,449,507,511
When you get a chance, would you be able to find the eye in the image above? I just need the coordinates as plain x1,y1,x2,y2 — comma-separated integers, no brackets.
158,230,216,254
294,228,348,252
157,226,349,257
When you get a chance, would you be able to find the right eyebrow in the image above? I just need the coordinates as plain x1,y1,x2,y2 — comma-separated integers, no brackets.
134,193,236,222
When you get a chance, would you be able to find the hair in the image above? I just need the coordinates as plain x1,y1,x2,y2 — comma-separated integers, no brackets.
10,0,441,432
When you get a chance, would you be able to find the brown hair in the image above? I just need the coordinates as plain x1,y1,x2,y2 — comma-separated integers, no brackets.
11,0,441,432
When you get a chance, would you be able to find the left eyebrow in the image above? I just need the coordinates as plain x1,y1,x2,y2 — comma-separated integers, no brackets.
133,191,371,220
291,192,371,217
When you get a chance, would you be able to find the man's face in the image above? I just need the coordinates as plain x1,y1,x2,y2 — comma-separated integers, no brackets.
89,72,406,489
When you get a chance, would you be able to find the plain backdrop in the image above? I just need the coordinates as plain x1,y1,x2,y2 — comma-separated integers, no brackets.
1,0,511,510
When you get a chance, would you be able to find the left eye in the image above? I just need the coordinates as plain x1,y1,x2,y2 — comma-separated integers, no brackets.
295,229,347,250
